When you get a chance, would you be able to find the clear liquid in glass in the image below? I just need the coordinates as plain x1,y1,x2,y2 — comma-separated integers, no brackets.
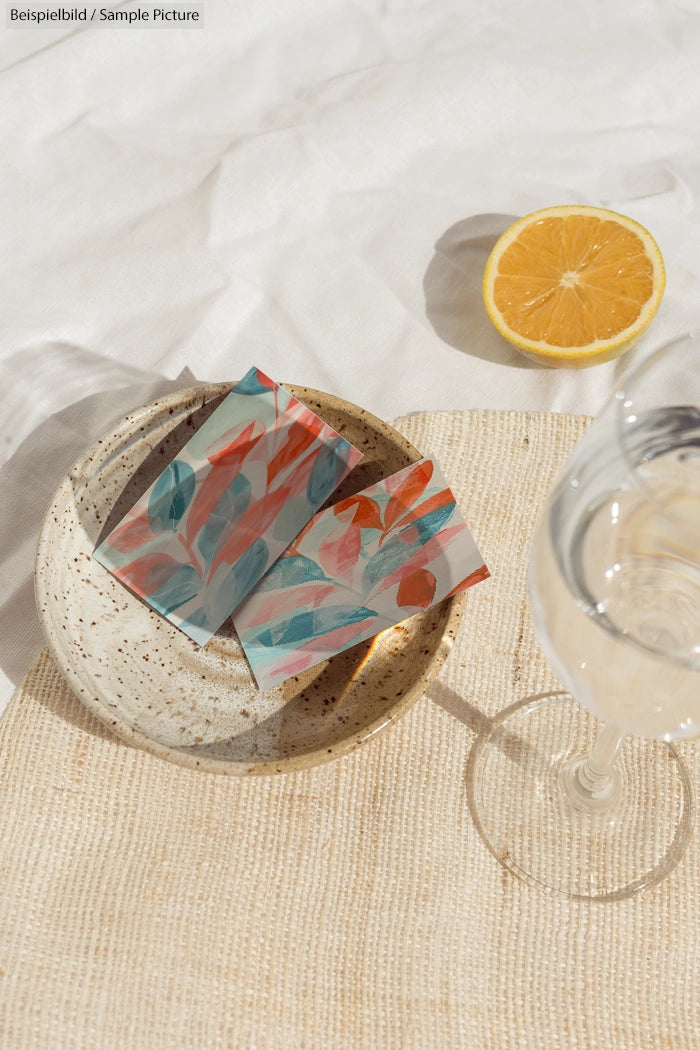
530,407,700,740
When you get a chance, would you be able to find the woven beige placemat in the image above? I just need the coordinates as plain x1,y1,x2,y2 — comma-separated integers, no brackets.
1,409,699,1050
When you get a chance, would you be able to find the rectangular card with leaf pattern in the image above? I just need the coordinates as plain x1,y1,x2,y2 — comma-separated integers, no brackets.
233,457,489,689
92,367,363,645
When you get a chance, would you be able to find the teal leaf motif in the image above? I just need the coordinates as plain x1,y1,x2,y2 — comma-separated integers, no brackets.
203,537,271,628
409,501,456,544
254,603,377,649
361,536,417,588
253,554,331,594
232,537,270,596
236,366,273,397
180,607,210,630
178,607,213,645
362,501,456,588
148,460,196,533
149,564,202,616
306,438,350,507
198,473,251,567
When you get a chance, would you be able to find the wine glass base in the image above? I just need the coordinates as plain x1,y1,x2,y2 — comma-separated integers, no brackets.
467,693,695,902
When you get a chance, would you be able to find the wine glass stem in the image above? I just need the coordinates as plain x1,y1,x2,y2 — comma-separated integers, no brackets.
578,724,625,792
561,722,625,813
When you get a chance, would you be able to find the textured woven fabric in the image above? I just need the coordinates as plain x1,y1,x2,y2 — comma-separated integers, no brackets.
1,410,699,1049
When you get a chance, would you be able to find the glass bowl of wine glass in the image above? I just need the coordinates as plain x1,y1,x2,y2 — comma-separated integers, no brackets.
468,332,700,901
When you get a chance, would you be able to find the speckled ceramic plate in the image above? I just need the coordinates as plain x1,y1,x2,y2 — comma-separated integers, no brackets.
36,384,464,775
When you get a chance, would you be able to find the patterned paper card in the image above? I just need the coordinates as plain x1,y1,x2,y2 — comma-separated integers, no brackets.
93,367,363,645
233,457,489,690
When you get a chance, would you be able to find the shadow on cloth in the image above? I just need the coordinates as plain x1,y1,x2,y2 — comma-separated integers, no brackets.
423,212,538,368
0,352,198,698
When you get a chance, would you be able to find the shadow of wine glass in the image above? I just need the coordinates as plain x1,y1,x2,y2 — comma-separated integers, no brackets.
428,681,571,873
427,680,560,771
423,212,538,368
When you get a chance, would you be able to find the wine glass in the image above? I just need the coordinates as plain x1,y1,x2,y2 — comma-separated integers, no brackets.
469,332,700,901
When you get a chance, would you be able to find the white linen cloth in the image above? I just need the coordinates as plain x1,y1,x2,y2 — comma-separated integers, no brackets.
1,0,699,713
